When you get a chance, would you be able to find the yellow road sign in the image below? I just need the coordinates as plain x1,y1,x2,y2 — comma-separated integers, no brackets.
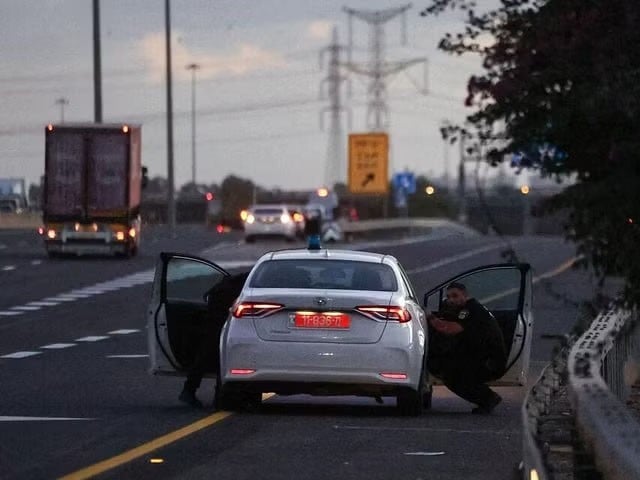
348,133,389,194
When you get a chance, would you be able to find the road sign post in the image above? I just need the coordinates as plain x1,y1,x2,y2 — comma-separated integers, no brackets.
348,133,389,195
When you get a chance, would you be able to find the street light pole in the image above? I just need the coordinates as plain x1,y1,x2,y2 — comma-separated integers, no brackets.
457,136,467,223
165,0,176,230
55,97,69,123
186,63,200,186
92,0,102,123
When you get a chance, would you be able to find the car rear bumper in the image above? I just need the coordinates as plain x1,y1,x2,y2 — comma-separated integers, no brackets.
244,223,297,238
220,340,423,392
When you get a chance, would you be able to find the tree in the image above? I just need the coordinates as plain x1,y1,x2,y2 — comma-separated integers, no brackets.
422,0,640,306
219,175,255,222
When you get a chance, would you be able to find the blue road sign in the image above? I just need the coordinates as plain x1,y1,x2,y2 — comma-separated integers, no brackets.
392,171,416,194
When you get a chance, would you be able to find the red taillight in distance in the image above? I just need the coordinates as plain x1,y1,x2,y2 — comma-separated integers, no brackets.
233,302,284,318
356,305,412,323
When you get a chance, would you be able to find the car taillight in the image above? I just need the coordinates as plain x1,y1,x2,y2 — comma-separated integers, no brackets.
356,306,412,323
233,302,284,318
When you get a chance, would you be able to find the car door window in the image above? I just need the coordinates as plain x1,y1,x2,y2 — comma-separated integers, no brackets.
459,268,523,311
165,257,226,305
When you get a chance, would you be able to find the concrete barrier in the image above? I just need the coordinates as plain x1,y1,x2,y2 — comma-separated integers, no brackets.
0,212,41,229
339,217,479,239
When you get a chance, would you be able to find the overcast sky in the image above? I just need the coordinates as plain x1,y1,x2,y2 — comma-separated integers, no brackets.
0,0,522,191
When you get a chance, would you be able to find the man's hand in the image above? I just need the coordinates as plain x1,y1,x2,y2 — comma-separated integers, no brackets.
429,316,464,335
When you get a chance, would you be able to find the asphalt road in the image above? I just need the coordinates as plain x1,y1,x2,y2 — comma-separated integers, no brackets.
0,229,598,480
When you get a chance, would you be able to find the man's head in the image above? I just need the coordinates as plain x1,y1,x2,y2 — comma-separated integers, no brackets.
446,282,468,307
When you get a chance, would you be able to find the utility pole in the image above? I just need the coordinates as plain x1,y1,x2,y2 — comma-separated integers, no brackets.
165,0,176,230
443,135,450,191
186,63,200,186
343,4,426,131
343,4,426,218
92,0,102,123
457,135,467,223
55,97,69,123
320,27,351,189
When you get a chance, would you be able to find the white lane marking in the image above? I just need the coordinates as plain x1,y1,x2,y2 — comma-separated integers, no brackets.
406,243,508,275
11,306,41,312
0,311,23,316
31,260,42,266
2,265,16,271
404,452,446,456
106,354,148,359
0,416,95,422
0,351,42,359
26,301,59,307
40,343,76,350
57,294,91,299
108,329,140,335
75,336,109,342
45,296,77,303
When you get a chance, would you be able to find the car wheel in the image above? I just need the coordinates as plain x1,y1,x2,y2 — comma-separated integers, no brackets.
397,370,426,417
215,382,261,412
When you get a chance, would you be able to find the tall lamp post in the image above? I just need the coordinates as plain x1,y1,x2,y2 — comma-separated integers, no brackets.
55,97,69,123
186,63,200,186
165,0,176,230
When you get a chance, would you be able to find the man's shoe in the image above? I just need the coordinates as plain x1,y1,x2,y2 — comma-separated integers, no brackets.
179,389,203,408
472,394,502,415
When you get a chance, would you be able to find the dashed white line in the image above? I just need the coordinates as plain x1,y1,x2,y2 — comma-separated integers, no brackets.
47,296,79,302
2,265,16,271
1,351,42,359
0,311,23,316
0,416,95,422
26,301,59,307
11,306,41,312
108,329,140,335
106,354,148,359
75,336,109,342
31,260,42,266
40,343,76,350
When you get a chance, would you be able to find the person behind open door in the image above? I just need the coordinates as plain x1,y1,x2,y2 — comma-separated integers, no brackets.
179,270,250,408
427,282,507,414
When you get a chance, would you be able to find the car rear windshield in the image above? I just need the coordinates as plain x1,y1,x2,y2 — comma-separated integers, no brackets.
249,259,398,291
252,208,283,216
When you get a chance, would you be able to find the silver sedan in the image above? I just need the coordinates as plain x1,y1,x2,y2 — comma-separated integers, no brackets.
217,248,430,416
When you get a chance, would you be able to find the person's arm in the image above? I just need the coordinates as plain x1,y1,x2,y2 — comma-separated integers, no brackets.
428,315,464,335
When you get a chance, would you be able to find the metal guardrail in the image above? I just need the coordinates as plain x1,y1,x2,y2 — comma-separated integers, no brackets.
522,337,576,480
567,307,640,479
339,217,479,237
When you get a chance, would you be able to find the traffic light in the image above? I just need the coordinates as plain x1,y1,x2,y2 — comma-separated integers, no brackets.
205,192,214,201
520,185,530,195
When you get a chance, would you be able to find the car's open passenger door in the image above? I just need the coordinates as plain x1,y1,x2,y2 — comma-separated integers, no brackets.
423,263,532,386
147,252,229,377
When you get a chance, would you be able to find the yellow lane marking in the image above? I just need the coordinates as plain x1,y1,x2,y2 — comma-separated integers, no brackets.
59,410,232,479
61,392,278,479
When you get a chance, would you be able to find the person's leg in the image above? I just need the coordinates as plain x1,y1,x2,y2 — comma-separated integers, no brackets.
442,365,501,412
179,333,210,408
